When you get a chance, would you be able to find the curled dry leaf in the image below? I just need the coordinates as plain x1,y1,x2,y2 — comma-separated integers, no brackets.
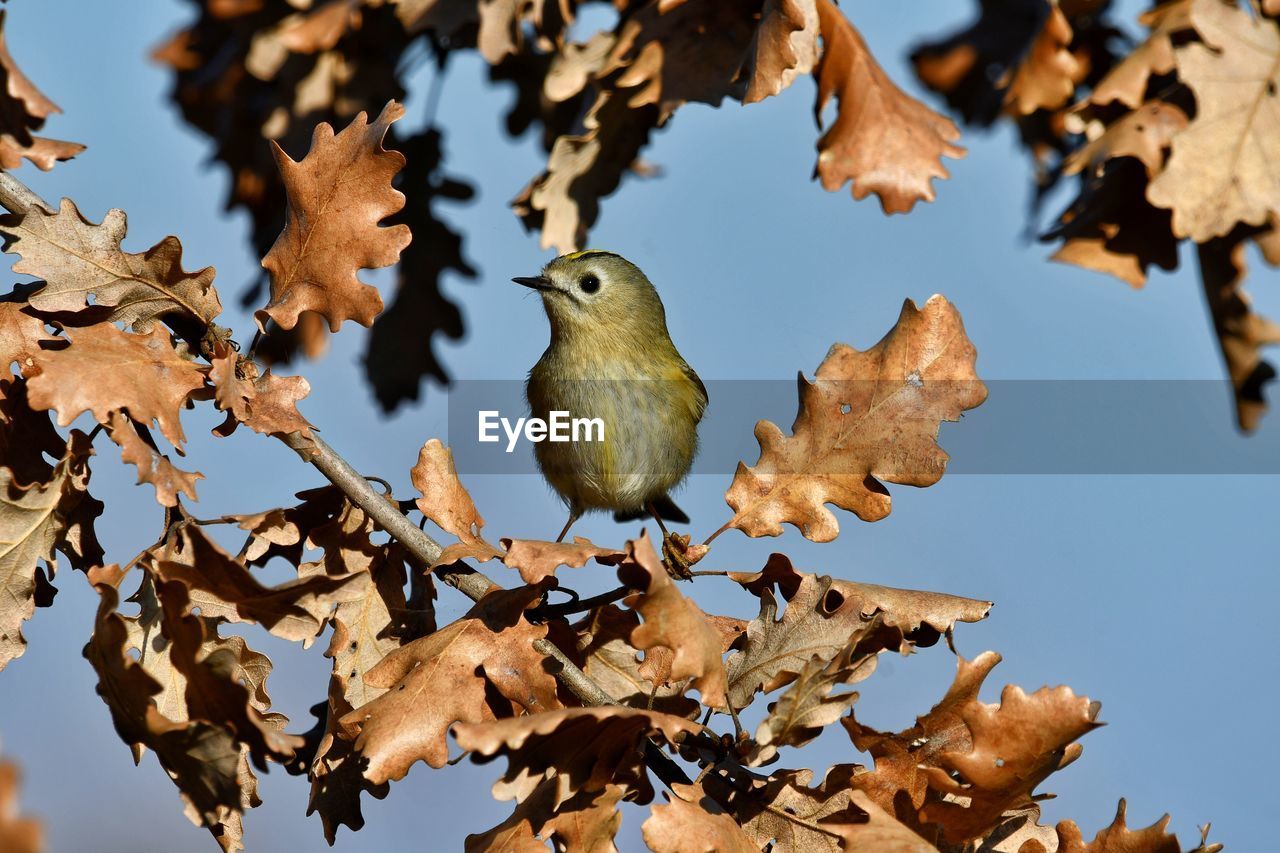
0,759,40,853
455,706,703,807
616,531,728,709
726,555,990,709
723,296,986,541
257,101,411,333
831,790,936,852
208,342,313,440
574,604,700,717
749,651,862,765
1052,799,1222,853
813,0,964,214
466,780,624,853
146,522,370,646
0,301,49,383
921,683,1103,844
1076,0,1193,111
0,377,65,487
642,784,759,853
25,323,206,449
0,430,101,670
1146,0,1280,241
742,0,820,104
412,439,504,567
699,768,861,853
1063,100,1188,180
339,585,561,784
107,411,202,507
0,9,83,171
501,536,622,585
1001,1,1080,116
0,199,220,331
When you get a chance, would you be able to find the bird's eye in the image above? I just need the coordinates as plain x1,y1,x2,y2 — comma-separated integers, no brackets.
579,274,600,294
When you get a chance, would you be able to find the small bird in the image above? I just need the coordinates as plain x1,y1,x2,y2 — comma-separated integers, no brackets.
515,250,707,545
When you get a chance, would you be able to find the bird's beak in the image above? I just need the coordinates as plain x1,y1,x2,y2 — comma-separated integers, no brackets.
512,275,553,292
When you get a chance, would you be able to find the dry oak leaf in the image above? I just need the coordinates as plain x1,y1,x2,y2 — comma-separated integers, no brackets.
831,790,935,852
616,531,728,709
0,760,40,853
0,9,83,171
842,650,1003,816
466,780,624,853
0,199,220,331
723,295,986,541
1146,0,1280,241
257,100,411,333
1077,0,1193,111
306,676,391,845
412,439,504,567
83,577,284,851
0,430,100,671
455,706,703,807
1064,100,1188,179
742,0,820,104
749,651,863,765
813,0,964,214
208,342,313,440
25,323,206,448
339,584,562,784
0,301,48,378
147,522,369,646
0,377,66,487
107,411,202,507
701,767,861,853
574,604,700,716
1052,799,1221,853
642,785,760,853
725,557,990,709
1002,1,1081,116
922,682,1103,844
501,536,622,585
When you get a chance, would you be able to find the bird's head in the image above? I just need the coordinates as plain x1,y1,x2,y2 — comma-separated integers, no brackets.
513,250,668,343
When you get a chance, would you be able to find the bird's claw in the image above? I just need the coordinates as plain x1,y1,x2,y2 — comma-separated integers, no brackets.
661,532,708,580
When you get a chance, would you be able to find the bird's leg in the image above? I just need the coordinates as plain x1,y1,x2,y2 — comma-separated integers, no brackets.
646,502,671,538
555,508,582,544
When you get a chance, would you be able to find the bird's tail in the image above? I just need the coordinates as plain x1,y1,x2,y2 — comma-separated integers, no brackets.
613,494,690,525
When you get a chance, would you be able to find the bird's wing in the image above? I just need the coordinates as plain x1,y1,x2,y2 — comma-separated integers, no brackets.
681,360,709,423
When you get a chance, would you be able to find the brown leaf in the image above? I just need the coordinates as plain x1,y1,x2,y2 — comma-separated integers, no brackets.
0,135,83,171
1002,2,1081,116
0,300,48,381
1052,799,1222,853
722,296,986,541
1146,0,1280,241
922,683,1103,843
574,604,700,716
306,677,390,845
742,0,820,104
642,785,760,853
1063,100,1188,179
1195,237,1280,432
0,430,101,670
340,585,561,783
0,9,82,171
513,90,658,252
455,706,702,806
84,572,294,851
147,522,369,645
0,199,220,331
704,768,861,853
831,790,935,851
209,342,313,440
0,377,64,487
466,780,623,853
276,0,363,56
411,438,489,543
616,532,728,709
258,101,411,333
501,536,622,585
726,556,990,709
26,323,206,448
749,652,862,765
813,0,964,214
1078,0,1193,111
0,758,40,853
107,411,202,507
236,486,353,569
842,650,1003,817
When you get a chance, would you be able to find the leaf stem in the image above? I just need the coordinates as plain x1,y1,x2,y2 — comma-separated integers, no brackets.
527,583,633,621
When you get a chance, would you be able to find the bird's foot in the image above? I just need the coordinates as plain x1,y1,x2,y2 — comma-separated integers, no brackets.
661,532,708,580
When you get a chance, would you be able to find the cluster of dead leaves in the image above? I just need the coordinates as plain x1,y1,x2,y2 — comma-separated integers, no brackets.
914,0,1280,430
0,9,82,171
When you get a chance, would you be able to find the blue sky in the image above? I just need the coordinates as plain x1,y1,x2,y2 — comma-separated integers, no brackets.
2,1,1277,851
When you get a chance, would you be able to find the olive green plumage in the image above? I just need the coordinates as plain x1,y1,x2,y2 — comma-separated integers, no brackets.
515,251,707,540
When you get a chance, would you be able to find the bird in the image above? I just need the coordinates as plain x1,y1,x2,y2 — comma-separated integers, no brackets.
515,250,707,545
